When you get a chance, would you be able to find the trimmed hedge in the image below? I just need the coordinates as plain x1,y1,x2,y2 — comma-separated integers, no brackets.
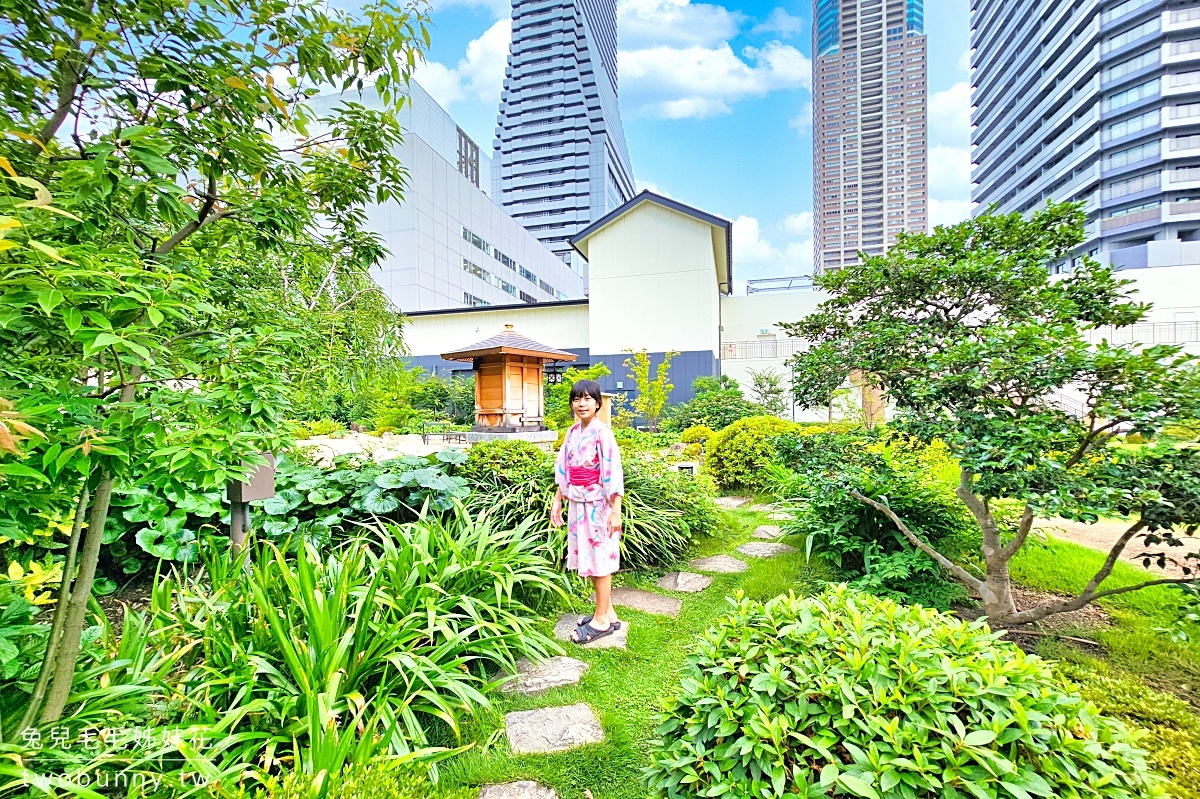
704,415,806,491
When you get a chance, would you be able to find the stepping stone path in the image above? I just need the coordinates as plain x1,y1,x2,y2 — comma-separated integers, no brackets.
478,783,559,799
553,614,628,649
505,703,605,754
657,571,712,593
590,586,682,617
736,542,798,558
715,496,752,509
689,554,749,573
767,512,790,521
501,656,589,696
752,525,784,540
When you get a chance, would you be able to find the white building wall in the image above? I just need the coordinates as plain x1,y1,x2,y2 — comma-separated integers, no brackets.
405,303,590,358
586,203,721,355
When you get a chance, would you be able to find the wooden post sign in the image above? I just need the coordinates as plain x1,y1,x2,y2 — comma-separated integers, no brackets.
227,453,276,552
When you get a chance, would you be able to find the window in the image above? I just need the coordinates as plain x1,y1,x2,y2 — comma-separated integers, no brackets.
1171,39,1200,56
1101,0,1156,24
456,127,480,187
462,258,486,280
1105,139,1159,168
1104,171,1159,199
1104,78,1160,111
1103,108,1160,140
1102,17,1161,53
519,291,537,304
1102,49,1159,83
1107,200,1161,217
463,292,490,307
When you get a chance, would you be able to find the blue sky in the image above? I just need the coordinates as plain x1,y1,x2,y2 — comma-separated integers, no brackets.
412,0,972,290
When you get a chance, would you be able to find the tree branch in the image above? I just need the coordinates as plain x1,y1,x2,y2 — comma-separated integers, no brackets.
849,489,983,590
36,37,90,149
999,503,1034,560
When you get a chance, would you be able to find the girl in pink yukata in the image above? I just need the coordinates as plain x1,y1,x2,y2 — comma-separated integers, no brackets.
550,379,625,645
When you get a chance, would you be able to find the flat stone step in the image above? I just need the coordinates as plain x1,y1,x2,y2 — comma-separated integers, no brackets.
479,782,559,799
657,571,713,593
767,512,790,521
752,525,784,540
505,703,605,754
715,496,752,509
553,614,628,649
688,554,749,573
737,542,798,558
500,656,589,696
589,586,681,617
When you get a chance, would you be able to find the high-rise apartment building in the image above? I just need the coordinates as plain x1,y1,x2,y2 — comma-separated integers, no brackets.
972,0,1200,271
494,0,636,266
812,0,929,275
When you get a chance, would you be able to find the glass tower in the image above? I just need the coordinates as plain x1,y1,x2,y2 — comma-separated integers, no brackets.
494,0,636,268
812,0,929,275
972,0,1200,271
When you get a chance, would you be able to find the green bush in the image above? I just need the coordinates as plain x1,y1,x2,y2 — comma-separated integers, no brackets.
770,441,975,607
705,415,804,491
460,439,551,484
664,389,763,432
298,418,346,437
613,427,679,454
646,587,1165,799
465,456,721,570
267,761,475,799
680,424,715,444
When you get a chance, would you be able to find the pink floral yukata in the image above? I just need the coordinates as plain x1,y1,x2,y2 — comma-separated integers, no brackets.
554,419,625,577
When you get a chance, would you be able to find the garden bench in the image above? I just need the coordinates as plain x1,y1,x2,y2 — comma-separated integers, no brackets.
421,421,467,445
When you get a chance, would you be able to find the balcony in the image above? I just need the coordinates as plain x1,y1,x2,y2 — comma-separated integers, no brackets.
721,339,809,361
1087,319,1200,345
1101,206,1162,231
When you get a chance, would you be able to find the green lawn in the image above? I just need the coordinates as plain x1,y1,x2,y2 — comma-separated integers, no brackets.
433,507,1200,799
435,505,831,798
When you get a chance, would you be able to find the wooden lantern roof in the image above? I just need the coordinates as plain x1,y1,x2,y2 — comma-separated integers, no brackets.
440,324,578,363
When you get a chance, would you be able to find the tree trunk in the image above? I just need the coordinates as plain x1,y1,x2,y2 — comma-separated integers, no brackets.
18,481,88,733
979,559,1018,620
38,473,114,724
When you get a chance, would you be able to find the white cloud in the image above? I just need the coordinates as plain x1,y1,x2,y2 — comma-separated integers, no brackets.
929,81,971,147
957,49,971,73
412,19,511,109
928,144,972,201
621,41,810,119
782,211,812,237
636,178,671,197
788,102,812,136
426,0,511,20
930,199,973,228
752,7,804,37
618,0,743,49
731,214,814,292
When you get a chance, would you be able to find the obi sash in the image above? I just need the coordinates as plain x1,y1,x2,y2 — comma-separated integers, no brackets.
567,465,602,487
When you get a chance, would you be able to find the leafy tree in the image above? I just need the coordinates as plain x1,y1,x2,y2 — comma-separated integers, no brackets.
747,367,789,417
544,363,611,428
784,203,1200,625
692,374,740,396
624,349,679,432
664,390,763,432
0,0,430,728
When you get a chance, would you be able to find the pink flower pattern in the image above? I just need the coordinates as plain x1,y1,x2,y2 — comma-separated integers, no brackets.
555,420,624,577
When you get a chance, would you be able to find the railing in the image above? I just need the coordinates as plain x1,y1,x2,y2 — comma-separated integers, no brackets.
746,276,817,294
1087,320,1200,345
1173,6,1200,24
1101,206,1161,230
721,339,808,360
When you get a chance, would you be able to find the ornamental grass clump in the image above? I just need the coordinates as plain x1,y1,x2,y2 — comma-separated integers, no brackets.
645,586,1165,799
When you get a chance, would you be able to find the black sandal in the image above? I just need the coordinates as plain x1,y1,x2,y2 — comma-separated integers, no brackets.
573,620,620,645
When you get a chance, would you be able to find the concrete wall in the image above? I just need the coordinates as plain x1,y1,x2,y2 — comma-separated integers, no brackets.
720,291,829,340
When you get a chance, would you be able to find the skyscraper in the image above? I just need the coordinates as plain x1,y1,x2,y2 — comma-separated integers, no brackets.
972,0,1200,272
494,0,636,267
812,0,929,275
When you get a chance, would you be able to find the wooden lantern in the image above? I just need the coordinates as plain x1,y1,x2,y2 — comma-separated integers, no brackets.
441,324,577,431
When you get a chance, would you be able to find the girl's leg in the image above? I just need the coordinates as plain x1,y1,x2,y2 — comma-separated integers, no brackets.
591,574,617,628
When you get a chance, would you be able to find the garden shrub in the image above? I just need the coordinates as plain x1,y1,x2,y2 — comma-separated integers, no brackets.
267,761,475,799
465,453,720,570
664,389,763,432
646,587,1165,799
297,418,345,438
679,424,715,444
705,415,805,491
460,439,551,484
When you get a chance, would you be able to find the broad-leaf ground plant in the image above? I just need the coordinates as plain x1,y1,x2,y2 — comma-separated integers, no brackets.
785,202,1200,625
0,0,430,729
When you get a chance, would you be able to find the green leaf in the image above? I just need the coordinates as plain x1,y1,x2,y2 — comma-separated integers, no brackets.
964,729,997,747
307,487,344,505
92,578,117,597
0,463,49,483
63,306,82,335
838,774,880,799
36,288,63,316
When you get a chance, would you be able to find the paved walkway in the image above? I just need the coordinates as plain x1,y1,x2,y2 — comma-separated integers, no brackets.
482,497,784,798
1035,517,1200,579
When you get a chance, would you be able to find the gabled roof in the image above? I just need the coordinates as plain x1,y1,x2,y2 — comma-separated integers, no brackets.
569,190,733,295
440,324,580,362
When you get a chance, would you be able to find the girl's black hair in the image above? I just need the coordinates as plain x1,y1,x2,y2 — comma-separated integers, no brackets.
569,379,603,406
